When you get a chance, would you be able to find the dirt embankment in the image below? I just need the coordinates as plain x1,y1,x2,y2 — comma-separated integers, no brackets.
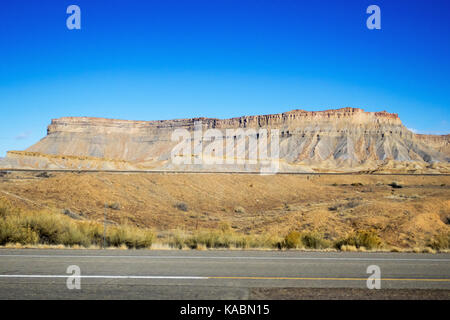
0,171,449,249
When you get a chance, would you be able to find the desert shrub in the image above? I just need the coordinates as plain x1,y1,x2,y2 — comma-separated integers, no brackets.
128,228,153,249
36,172,51,178
428,233,450,250
231,235,250,249
346,201,360,209
335,229,383,250
282,231,303,249
106,226,153,249
329,201,360,211
78,221,103,245
187,231,230,249
0,218,39,245
340,245,358,252
218,222,231,233
168,232,186,249
175,202,188,212
0,206,7,218
388,182,403,188
226,233,281,249
351,183,363,186
108,202,121,210
62,208,83,220
301,232,331,249
422,247,436,254
0,199,153,248
23,212,68,244
282,231,331,249
58,226,91,247
234,206,246,214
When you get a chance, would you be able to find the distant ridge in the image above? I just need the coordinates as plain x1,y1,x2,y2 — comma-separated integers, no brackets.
2,108,449,173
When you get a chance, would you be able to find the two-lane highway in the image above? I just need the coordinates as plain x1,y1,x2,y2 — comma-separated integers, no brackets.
0,249,449,299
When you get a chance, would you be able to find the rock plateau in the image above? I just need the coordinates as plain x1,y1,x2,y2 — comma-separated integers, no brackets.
1,108,449,173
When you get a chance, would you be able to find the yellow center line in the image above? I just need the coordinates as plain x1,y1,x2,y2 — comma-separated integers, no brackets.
208,276,450,282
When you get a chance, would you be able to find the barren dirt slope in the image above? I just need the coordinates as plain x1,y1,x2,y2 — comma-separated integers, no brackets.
0,171,449,248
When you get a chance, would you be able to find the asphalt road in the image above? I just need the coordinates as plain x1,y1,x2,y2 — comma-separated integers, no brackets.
0,249,449,299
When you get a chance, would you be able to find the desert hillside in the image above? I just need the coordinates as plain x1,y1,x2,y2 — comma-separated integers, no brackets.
0,171,448,249
1,108,449,173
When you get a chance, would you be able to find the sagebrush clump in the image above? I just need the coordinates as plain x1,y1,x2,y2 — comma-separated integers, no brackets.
428,232,450,250
0,199,153,248
282,231,331,249
174,202,189,212
335,229,383,250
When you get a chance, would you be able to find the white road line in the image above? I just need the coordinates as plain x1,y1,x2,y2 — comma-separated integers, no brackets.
0,275,449,282
0,254,449,262
0,275,208,279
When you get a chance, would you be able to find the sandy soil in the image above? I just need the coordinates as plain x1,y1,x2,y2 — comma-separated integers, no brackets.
0,171,449,248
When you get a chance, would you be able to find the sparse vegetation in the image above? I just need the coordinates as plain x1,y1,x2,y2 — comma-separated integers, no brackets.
282,231,331,249
335,229,383,250
234,206,246,214
1,173,449,251
62,208,83,220
174,202,188,212
282,231,302,248
328,200,361,211
162,229,282,249
388,182,403,188
445,216,450,225
0,199,153,248
108,202,121,210
339,245,358,252
302,232,332,249
0,197,444,252
36,171,51,178
428,232,450,251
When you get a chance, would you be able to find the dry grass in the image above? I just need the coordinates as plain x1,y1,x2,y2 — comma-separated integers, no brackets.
0,198,153,249
340,245,358,252
428,232,450,250
282,231,331,249
334,229,383,250
159,229,282,250
0,172,449,250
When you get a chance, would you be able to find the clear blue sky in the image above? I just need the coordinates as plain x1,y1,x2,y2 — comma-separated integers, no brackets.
0,0,449,156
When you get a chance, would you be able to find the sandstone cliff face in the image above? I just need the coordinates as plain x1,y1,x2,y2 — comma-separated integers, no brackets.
414,134,450,157
2,108,449,172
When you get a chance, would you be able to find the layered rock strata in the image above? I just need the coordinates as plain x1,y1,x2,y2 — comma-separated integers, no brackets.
2,108,449,172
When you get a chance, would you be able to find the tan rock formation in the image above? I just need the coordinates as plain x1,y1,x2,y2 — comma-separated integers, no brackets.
1,108,449,172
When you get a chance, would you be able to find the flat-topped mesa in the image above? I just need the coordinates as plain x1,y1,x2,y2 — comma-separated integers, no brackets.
47,108,403,135
8,106,445,171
